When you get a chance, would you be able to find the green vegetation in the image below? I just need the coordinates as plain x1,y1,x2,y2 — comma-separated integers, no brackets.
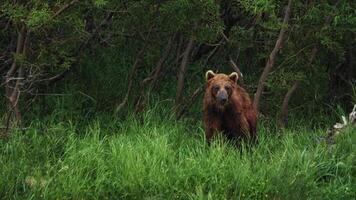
1,109,355,199
1,0,355,199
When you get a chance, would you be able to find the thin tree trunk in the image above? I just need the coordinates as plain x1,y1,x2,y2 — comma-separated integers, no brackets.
279,80,300,128
134,36,174,113
176,85,204,119
115,48,145,114
114,23,156,114
174,35,183,67
5,26,26,86
278,0,340,127
11,30,30,121
148,36,174,91
174,36,195,114
253,0,292,113
5,26,28,126
279,45,317,128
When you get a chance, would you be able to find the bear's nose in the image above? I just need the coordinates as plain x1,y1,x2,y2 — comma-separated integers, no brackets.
220,97,227,103
217,93,228,104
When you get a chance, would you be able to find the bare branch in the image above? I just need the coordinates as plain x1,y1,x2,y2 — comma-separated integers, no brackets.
229,56,244,86
51,0,79,19
202,38,224,67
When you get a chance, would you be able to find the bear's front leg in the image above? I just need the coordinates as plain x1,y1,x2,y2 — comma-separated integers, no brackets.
205,128,215,146
204,116,220,145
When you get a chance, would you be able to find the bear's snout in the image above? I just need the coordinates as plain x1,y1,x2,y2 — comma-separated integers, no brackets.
217,90,228,105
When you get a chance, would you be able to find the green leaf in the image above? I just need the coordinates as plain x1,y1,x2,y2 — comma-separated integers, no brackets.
26,8,51,28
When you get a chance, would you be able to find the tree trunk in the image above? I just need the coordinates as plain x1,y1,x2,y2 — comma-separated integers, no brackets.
4,25,28,126
253,0,292,113
176,85,204,119
115,48,145,114
279,45,318,128
149,36,174,91
174,36,195,114
279,80,300,128
134,36,174,113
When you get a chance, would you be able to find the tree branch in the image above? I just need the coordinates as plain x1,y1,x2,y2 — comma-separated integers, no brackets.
229,56,244,86
51,0,79,19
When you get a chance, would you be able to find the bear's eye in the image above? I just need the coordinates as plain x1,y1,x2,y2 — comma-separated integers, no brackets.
225,86,232,94
212,85,220,93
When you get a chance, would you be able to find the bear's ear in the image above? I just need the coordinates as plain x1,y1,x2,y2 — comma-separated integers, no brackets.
205,70,215,81
229,72,239,83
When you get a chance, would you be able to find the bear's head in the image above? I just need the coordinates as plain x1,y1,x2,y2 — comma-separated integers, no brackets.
205,70,239,109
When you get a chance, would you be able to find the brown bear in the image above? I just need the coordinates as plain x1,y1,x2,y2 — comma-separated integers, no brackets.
203,70,258,145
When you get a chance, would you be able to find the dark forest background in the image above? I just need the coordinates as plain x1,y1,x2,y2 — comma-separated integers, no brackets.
1,0,355,130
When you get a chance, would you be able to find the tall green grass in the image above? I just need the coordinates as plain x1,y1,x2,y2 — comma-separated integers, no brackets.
0,109,355,199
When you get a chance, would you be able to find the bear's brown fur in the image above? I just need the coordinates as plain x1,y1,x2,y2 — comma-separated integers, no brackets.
203,70,258,145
